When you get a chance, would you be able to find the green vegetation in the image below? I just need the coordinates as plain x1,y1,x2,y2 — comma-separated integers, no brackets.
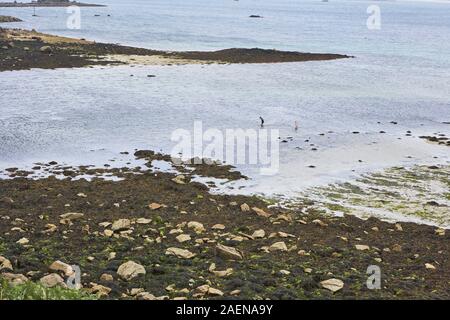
0,279,97,300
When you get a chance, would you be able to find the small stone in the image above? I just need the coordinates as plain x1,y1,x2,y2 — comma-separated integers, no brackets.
175,234,191,243
194,285,223,296
320,278,344,293
117,261,146,281
312,219,328,227
16,237,29,245
280,269,291,275
0,256,13,271
278,231,295,238
165,284,176,292
395,223,403,231
169,228,183,234
304,268,312,274
99,222,111,228
148,203,163,210
111,219,131,232
209,263,233,277
40,273,65,288
2,273,28,285
230,289,241,296
104,229,113,237
208,287,224,296
392,244,402,252
230,235,244,242
39,46,52,53
425,263,436,270
100,273,113,282
49,260,74,276
211,224,225,230
187,221,205,233
130,288,145,296
269,241,288,252
240,203,250,212
215,243,243,260
59,212,84,222
171,175,186,184
136,292,157,300
77,193,87,198
43,224,57,233
136,218,152,224
435,228,445,236
194,284,210,295
297,250,309,256
371,226,379,232
165,247,196,259
251,207,271,217
355,244,370,251
90,283,111,297
252,229,265,239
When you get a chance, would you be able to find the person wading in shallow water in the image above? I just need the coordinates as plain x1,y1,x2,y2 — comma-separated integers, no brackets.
294,120,299,131
259,116,265,128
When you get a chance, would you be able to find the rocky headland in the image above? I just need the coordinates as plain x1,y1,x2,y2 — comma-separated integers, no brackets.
0,28,352,72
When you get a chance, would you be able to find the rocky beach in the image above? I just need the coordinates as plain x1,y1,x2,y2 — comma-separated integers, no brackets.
0,150,448,300
0,0,449,302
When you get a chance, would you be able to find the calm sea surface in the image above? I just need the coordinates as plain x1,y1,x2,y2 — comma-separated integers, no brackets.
0,0,449,195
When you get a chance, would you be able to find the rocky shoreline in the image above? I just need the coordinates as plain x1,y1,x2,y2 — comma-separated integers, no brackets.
0,16,22,23
0,1,105,7
0,28,352,72
0,150,448,300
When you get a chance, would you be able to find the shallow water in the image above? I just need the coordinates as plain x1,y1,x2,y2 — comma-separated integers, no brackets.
1,0,449,199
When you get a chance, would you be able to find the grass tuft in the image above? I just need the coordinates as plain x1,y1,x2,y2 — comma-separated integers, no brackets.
0,279,97,300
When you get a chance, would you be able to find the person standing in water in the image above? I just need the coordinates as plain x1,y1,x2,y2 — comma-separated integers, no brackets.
294,120,299,131
259,116,265,128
